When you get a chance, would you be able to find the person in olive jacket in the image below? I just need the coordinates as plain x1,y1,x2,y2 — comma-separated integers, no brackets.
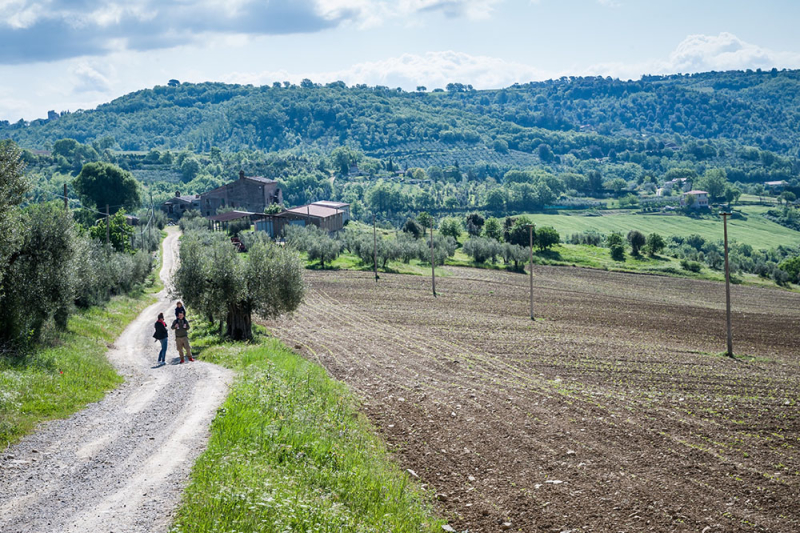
153,313,169,366
171,311,194,364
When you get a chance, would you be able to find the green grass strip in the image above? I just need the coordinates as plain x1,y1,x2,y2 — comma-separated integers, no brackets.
0,243,164,448
172,325,443,533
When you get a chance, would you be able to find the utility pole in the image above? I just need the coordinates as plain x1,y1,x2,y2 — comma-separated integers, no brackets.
63,183,68,210
430,220,436,297
528,223,535,320
105,204,110,246
721,212,733,357
149,190,154,244
372,215,378,282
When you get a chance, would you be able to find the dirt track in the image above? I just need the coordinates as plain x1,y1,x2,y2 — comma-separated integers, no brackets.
0,229,232,533
265,265,800,532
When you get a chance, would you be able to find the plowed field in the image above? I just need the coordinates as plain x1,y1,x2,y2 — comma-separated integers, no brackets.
263,266,800,532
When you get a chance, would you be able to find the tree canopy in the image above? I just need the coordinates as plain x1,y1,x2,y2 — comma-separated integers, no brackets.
73,162,141,214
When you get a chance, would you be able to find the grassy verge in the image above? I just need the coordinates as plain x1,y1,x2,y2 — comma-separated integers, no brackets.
0,245,164,448
171,324,443,533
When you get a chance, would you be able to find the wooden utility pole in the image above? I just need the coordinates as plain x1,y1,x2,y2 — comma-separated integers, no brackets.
721,212,733,357
105,204,110,246
149,190,154,244
372,215,378,282
430,221,436,297
528,223,535,320
63,183,68,210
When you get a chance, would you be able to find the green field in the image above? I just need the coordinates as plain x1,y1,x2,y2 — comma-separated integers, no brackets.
523,206,800,249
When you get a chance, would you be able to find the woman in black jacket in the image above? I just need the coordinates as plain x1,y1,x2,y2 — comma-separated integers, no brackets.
153,313,169,366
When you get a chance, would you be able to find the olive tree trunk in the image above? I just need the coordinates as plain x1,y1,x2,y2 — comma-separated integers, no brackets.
226,301,253,341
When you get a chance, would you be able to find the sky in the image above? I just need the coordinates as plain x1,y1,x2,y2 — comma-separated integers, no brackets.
1,0,800,122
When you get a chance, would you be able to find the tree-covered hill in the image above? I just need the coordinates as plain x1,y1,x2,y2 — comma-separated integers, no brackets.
3,69,800,162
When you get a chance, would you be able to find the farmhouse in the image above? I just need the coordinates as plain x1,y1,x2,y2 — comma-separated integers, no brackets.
311,200,350,222
200,170,283,217
764,180,788,192
681,190,709,209
162,191,201,218
255,203,345,238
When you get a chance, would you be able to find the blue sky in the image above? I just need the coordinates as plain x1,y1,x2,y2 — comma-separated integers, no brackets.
1,0,799,121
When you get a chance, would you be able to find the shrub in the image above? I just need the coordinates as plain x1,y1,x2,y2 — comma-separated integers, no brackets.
568,231,603,246
535,226,560,251
645,233,666,256
463,237,500,264
680,259,703,273
627,230,646,256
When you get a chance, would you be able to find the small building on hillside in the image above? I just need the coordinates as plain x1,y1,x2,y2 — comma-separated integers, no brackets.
681,190,709,209
162,191,201,218
764,180,788,192
200,170,282,217
310,200,350,222
255,203,345,238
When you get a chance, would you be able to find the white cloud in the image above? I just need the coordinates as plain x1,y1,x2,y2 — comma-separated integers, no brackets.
585,32,800,79
71,61,113,93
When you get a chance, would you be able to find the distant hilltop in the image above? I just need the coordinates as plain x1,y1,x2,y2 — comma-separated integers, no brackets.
2,69,800,162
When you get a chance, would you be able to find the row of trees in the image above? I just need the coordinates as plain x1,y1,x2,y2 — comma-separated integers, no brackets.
0,143,155,348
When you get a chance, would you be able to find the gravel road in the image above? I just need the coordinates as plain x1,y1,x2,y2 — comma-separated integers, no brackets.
0,229,233,533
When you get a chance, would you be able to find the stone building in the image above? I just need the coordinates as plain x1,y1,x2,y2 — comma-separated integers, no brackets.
200,170,283,217
161,192,201,218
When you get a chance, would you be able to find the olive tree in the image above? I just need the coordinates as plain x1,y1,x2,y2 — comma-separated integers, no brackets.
0,141,29,298
174,231,305,340
0,202,77,344
627,230,646,256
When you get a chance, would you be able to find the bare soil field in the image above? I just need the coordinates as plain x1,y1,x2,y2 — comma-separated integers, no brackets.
264,265,800,533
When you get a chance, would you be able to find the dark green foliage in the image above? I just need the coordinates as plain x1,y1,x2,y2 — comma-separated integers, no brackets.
466,213,485,236
568,231,603,246
645,233,666,256
88,211,135,253
627,230,646,256
402,217,422,239
607,232,625,261
483,217,502,241
778,256,800,283
0,141,30,297
535,226,560,251
73,162,141,213
680,259,703,272
506,216,533,247
439,217,463,240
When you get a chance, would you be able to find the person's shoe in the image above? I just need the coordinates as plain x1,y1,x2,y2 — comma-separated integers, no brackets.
180,359,185,364
188,357,194,362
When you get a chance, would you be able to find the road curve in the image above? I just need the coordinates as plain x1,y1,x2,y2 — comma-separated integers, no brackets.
0,228,233,533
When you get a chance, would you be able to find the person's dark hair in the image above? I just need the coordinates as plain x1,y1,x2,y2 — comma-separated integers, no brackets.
177,311,184,317
158,312,164,320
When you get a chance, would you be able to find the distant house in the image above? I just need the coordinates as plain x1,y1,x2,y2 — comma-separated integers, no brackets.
255,203,345,238
764,180,788,192
662,177,688,191
681,190,709,209
200,170,282,217
162,191,201,218
310,201,350,222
